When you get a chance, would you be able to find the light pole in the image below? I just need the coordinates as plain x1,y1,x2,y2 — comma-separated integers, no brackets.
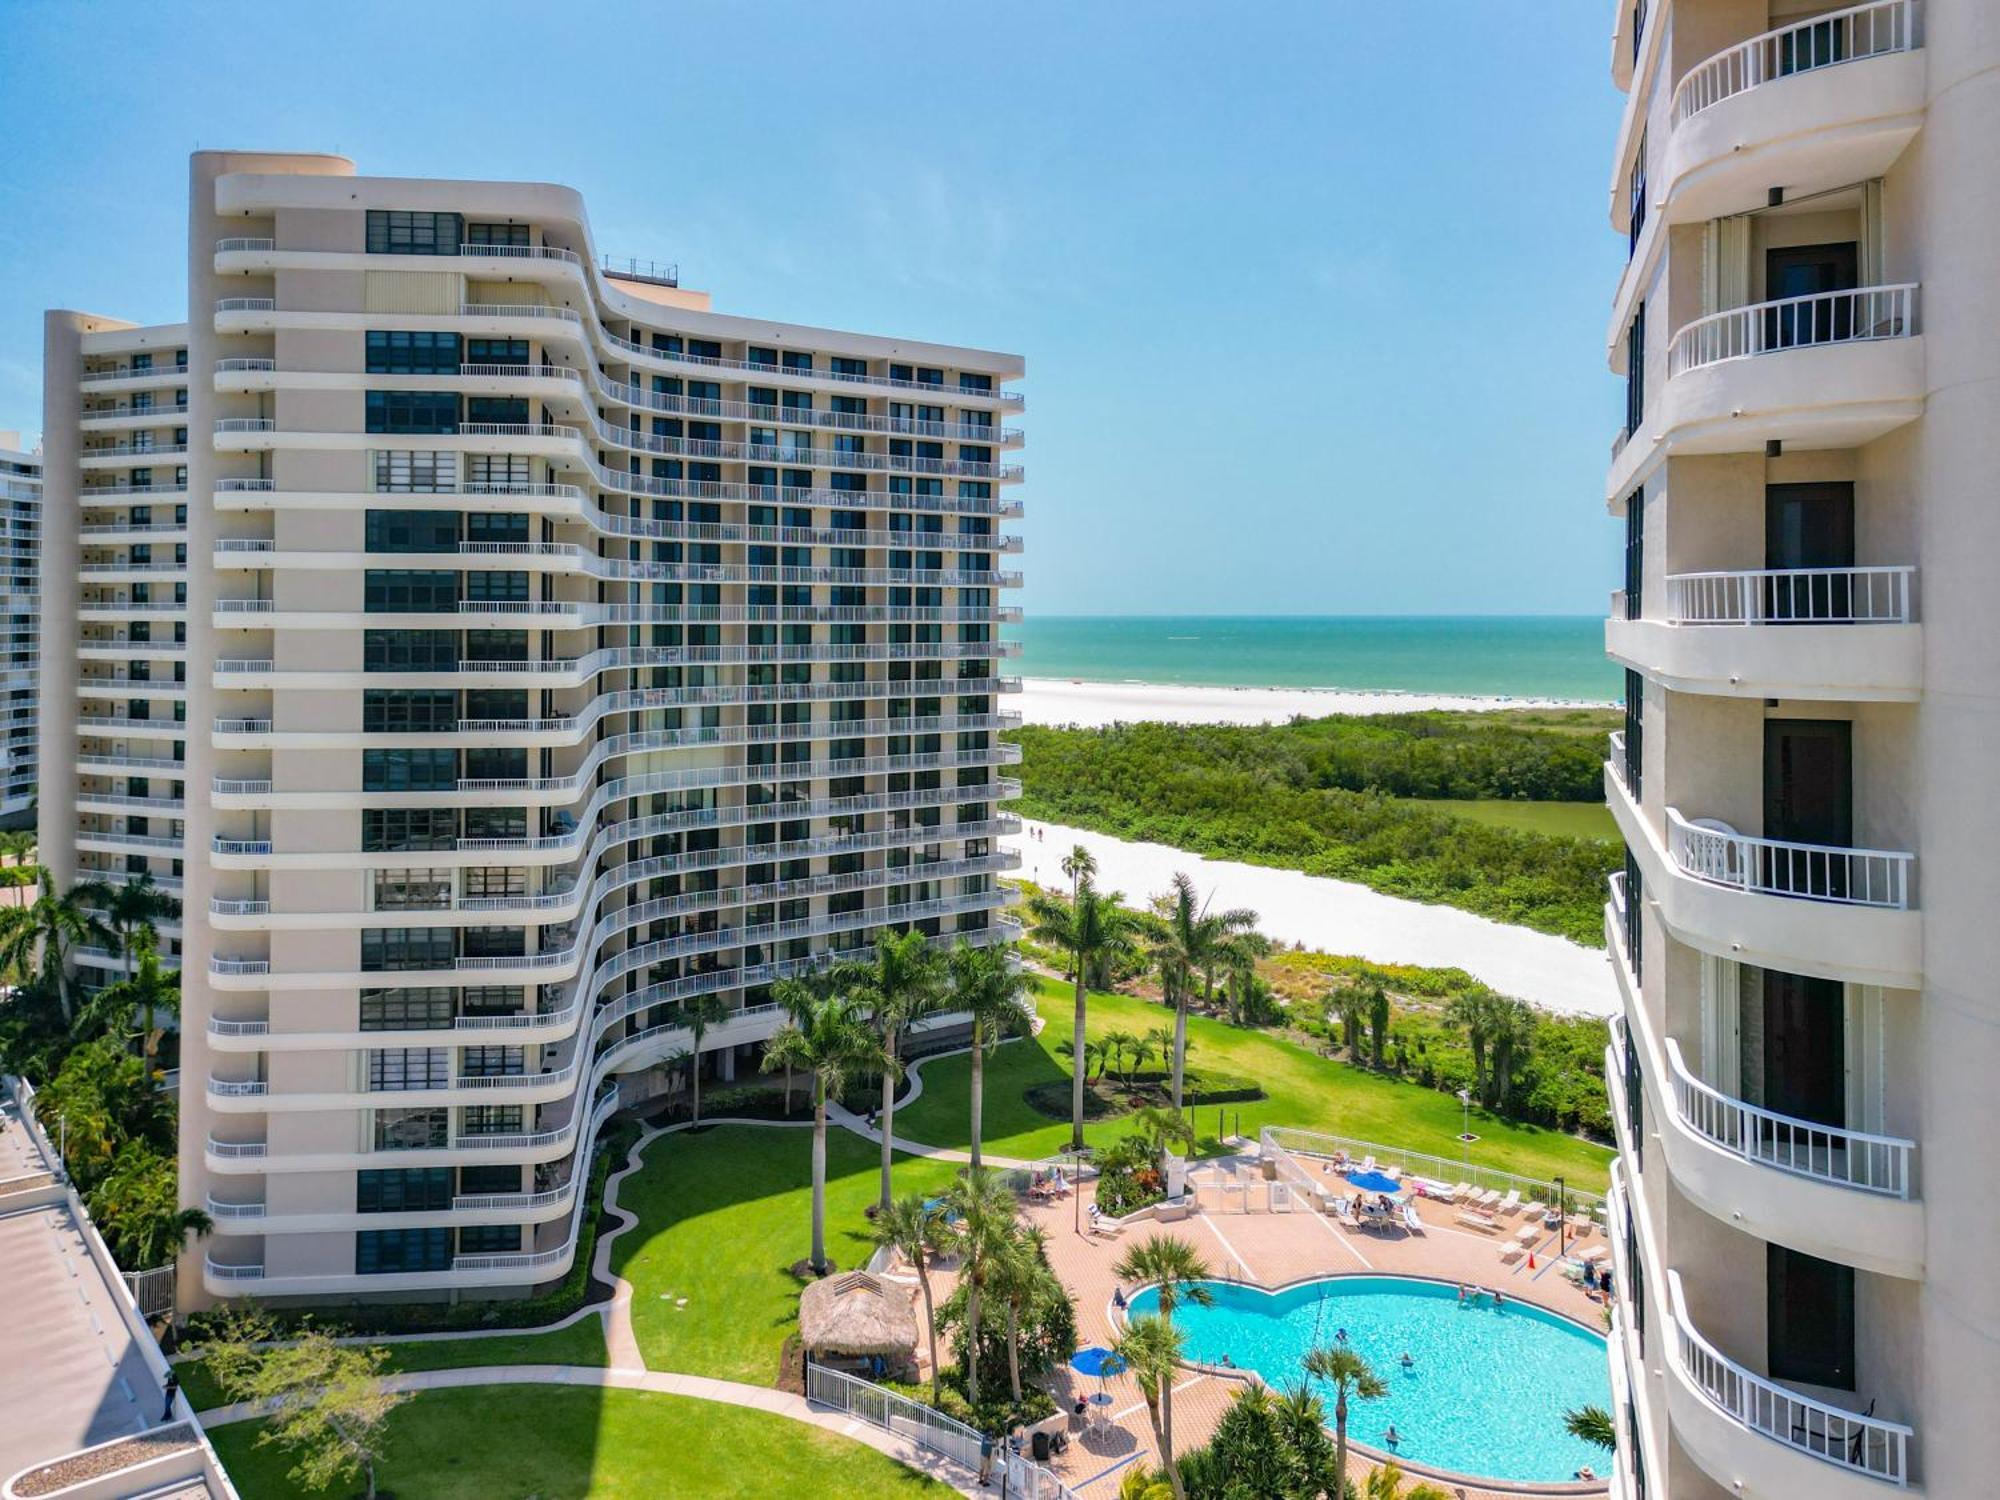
1554,1174,1568,1258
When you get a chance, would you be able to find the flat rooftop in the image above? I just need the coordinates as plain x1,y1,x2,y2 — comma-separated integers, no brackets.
0,1097,192,1492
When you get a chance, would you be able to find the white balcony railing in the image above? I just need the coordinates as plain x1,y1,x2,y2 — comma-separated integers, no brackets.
1666,567,1914,624
1665,807,1913,909
1669,285,1918,377
1672,0,1923,125
1668,1270,1912,1484
1659,1029,1915,1197
1607,731,1629,794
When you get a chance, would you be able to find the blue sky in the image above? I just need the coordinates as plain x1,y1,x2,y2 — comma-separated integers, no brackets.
0,1,1626,615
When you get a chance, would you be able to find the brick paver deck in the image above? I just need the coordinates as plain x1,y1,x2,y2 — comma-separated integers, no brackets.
898,1159,1613,1498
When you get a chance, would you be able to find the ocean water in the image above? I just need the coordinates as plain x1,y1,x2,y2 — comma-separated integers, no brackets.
1129,1276,1611,1484
1014,616,1618,703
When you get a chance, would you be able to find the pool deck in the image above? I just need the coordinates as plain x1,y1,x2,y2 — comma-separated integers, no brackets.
908,1158,1613,1497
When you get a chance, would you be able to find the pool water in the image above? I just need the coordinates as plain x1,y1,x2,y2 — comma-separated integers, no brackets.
1127,1275,1610,1484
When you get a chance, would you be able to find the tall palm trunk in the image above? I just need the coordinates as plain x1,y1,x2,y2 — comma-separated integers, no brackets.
879,1031,899,1211
969,1020,986,1169
1006,1295,1023,1403
690,1024,705,1124
811,1080,829,1273
1171,993,1189,1115
916,1259,942,1402
965,1275,982,1404
1335,1393,1349,1493
1070,966,1089,1151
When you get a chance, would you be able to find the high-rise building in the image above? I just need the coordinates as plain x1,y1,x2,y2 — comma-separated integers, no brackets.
0,434,41,821
1602,3,1995,1496
40,152,1024,1307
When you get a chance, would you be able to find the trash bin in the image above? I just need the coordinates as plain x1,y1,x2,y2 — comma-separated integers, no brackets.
1032,1430,1052,1462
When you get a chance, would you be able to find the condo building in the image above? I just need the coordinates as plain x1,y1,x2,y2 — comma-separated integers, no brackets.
1601,2,1996,1497
38,151,1024,1307
0,435,39,821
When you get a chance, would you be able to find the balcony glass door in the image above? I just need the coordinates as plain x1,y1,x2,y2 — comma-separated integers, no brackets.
1761,969,1846,1130
1766,482,1855,621
1764,718,1852,897
1763,242,1858,347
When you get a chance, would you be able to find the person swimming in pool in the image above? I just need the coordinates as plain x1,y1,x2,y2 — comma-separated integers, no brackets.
1399,1352,1414,1368
1335,1328,1349,1343
1384,1425,1401,1447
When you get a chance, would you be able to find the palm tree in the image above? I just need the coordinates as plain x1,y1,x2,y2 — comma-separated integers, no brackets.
96,874,181,981
1028,876,1139,1152
1446,985,1504,1101
770,965,848,1116
1114,1234,1214,1325
760,993,889,1274
1142,1026,1175,1082
1115,1315,1189,1500
992,1223,1051,1405
1130,1106,1196,1162
679,991,731,1124
1060,843,1096,903
1220,930,1270,1024
946,939,1032,1170
1082,1037,1109,1083
1564,1403,1618,1452
1101,1029,1135,1088
1304,1342,1390,1494
1489,995,1537,1109
872,1193,955,1401
0,870,117,1022
1125,1034,1155,1088
1148,873,1256,1114
73,928,179,1065
1364,979,1391,1069
946,1166,1018,1405
855,929,944,1211
1276,1383,1341,1499
87,1150,211,1268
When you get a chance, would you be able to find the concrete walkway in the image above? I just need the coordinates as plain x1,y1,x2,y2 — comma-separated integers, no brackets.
826,1034,1040,1170
198,1363,982,1497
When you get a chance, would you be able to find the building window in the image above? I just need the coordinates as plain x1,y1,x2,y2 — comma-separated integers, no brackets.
1768,1245,1856,1389
464,571,529,603
372,1107,448,1150
360,987,456,1030
1623,670,1643,800
366,390,460,435
339,508,427,567
373,450,458,493
357,1167,452,1213
457,1224,522,1255
363,747,459,792
465,222,530,248
363,689,457,733
466,510,530,543
365,570,460,613
461,986,525,1017
1623,486,1644,620
463,807,527,840
464,630,527,663
1628,131,1647,258
1624,302,1645,438
373,868,454,910
466,338,531,367
459,1046,523,1078
362,927,457,972
365,629,459,672
459,1105,523,1136
355,1226,452,1274
365,210,463,256
465,396,530,426
362,808,459,852
366,330,463,375
1623,850,1644,983
369,1048,450,1091
465,455,530,490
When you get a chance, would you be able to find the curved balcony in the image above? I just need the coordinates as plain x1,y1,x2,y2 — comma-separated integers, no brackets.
1663,1,1925,224
1666,1271,1915,1493
1605,769,1921,988
1607,566,1921,701
204,1178,580,1235
1610,999,1923,1278
1608,285,1923,499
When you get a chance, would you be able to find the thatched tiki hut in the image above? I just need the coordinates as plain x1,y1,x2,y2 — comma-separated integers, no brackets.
798,1271,920,1380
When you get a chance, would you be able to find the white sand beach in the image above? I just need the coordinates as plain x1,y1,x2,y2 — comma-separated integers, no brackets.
1018,676,1612,728
1007,818,1619,1018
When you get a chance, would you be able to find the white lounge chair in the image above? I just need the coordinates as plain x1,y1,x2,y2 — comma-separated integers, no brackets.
1401,1203,1425,1234
1450,1181,1474,1203
1497,1243,1526,1265
1384,1165,1403,1183
1457,1210,1501,1233
1472,1189,1502,1211
1495,1190,1522,1216
1361,1155,1379,1173
1576,1244,1608,1264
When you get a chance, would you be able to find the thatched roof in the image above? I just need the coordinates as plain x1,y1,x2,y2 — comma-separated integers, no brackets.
799,1271,920,1357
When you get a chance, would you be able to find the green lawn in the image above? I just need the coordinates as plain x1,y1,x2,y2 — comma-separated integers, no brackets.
1403,797,1619,842
178,1316,608,1412
891,980,1612,1189
208,1383,950,1499
609,1125,962,1384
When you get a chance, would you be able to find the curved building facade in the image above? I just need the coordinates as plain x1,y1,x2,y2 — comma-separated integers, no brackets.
42,152,1025,1306
1600,3,1997,1496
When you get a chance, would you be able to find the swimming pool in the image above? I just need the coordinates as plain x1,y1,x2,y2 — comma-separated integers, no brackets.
1126,1275,1610,1485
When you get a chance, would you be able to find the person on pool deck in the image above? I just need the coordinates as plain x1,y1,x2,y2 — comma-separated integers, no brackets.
1112,1286,1127,1310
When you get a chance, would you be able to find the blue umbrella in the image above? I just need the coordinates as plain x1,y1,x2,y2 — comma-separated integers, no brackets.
1070,1346,1127,1379
1345,1169,1402,1195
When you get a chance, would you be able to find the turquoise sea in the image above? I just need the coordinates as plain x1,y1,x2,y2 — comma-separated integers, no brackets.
1014,616,1618,703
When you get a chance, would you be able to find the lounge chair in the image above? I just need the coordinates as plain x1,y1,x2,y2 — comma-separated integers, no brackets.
1495,1190,1522,1216
1497,1243,1526,1265
1522,1200,1545,1220
1334,1196,1359,1225
1384,1165,1403,1183
1401,1203,1425,1234
1450,1181,1474,1202
1576,1244,1608,1264
1361,1155,1378,1173
1457,1210,1500,1233
1472,1189,1501,1211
